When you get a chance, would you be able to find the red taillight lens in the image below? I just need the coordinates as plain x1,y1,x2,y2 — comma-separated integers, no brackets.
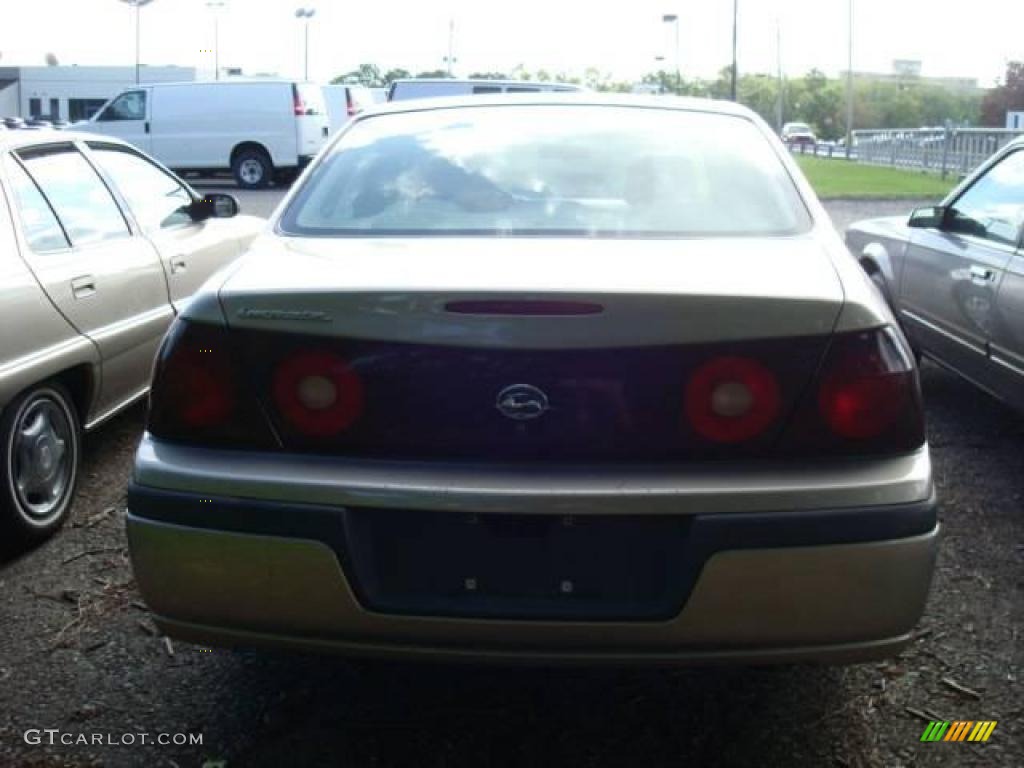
272,351,364,437
685,356,781,443
292,84,306,116
147,320,276,448
782,326,925,455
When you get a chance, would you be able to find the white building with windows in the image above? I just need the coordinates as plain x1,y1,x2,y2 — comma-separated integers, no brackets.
1008,111,1024,130
0,66,196,122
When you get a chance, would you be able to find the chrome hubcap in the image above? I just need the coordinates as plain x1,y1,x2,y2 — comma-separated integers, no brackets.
12,399,72,521
239,158,264,184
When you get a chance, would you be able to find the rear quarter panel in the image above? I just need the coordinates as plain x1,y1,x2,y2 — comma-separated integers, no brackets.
845,217,913,300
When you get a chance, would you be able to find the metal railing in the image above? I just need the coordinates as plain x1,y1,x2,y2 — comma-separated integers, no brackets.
846,128,1023,177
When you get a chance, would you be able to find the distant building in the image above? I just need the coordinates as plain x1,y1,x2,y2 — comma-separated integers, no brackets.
840,60,979,92
0,65,196,122
892,59,922,78
1008,111,1024,130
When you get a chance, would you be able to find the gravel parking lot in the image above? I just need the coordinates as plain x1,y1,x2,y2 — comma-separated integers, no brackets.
1,195,1020,768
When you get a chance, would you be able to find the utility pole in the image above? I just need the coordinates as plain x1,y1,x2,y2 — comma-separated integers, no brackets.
845,0,854,157
775,18,783,132
730,0,738,101
444,18,456,76
661,14,680,95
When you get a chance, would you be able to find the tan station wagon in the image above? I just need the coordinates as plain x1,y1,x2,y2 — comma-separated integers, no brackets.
0,130,263,542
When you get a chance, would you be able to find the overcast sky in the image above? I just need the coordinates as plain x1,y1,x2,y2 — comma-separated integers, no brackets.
1,0,1020,86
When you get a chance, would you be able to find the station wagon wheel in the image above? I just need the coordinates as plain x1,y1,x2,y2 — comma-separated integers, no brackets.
0,384,80,541
232,149,273,190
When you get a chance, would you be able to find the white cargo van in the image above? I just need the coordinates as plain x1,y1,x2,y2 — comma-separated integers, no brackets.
321,84,373,133
76,80,328,188
387,79,583,101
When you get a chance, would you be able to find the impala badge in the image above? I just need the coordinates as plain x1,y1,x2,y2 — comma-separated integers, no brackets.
496,384,549,421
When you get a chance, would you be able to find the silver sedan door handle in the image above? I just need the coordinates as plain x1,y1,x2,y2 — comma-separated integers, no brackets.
70,275,96,299
969,265,994,284
170,256,187,274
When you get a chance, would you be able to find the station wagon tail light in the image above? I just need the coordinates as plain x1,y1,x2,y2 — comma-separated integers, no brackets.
781,326,925,456
685,356,781,443
147,320,276,448
272,351,364,437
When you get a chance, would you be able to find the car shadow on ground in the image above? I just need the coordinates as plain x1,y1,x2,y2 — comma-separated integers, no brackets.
195,652,870,767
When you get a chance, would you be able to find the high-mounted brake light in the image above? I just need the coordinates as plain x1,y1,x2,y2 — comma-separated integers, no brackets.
685,356,781,443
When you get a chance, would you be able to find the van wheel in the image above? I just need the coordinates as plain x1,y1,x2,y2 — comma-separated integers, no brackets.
232,149,272,189
0,383,80,542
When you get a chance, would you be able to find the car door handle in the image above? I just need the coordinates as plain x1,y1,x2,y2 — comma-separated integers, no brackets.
969,265,994,283
70,275,96,299
170,256,187,274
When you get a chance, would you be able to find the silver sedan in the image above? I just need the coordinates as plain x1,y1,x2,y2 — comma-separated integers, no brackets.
847,137,1024,413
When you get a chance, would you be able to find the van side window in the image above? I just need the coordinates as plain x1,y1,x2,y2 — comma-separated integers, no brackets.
16,146,131,247
97,91,146,122
472,86,502,94
88,144,193,232
4,159,70,252
506,87,541,93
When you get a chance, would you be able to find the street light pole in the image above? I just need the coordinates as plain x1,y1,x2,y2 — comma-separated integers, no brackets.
845,0,854,157
294,8,316,81
118,0,155,85
661,14,680,94
206,0,225,80
730,0,738,101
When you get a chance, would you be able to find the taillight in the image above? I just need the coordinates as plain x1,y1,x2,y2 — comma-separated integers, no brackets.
272,351,364,437
292,84,306,116
346,90,358,117
782,326,925,456
147,320,276,448
685,356,781,443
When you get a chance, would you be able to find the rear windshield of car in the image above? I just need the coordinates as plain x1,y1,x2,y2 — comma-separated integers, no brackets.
278,104,811,238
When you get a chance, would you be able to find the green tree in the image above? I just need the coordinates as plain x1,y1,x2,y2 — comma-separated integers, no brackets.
332,63,383,86
981,61,1024,126
467,71,509,80
382,68,411,84
415,69,451,79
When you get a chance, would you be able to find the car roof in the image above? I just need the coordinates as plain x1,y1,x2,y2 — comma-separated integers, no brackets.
360,92,758,120
0,129,133,153
391,78,580,88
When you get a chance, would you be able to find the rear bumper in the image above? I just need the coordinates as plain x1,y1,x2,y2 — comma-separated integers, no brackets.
127,473,938,664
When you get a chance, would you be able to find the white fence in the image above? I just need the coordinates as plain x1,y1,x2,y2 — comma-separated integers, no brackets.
836,128,1023,177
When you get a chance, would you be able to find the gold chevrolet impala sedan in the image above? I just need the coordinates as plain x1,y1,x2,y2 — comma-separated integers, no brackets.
0,130,263,542
127,96,938,664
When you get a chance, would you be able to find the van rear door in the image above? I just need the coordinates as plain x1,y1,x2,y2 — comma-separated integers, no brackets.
293,83,328,160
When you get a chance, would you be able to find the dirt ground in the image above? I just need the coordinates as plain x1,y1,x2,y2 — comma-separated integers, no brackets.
0,197,1020,768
